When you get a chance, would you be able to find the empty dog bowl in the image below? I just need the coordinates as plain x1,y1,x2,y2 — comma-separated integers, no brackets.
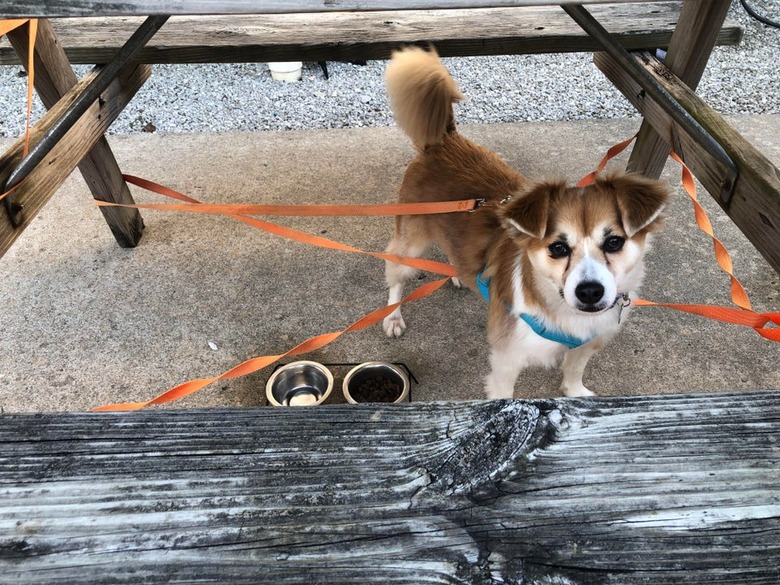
342,362,410,404
266,361,334,406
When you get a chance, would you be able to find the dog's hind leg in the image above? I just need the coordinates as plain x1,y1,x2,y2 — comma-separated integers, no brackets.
383,219,431,338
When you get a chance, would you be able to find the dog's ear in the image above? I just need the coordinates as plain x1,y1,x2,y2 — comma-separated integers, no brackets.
597,173,670,237
500,180,566,240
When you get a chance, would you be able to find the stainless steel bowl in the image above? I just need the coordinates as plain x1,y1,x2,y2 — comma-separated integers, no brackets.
342,362,410,404
265,361,334,406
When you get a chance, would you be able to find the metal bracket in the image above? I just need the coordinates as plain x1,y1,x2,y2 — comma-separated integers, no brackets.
1,15,169,228
562,4,739,204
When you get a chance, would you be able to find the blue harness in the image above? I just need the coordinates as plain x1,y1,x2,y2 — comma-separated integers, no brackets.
475,268,595,350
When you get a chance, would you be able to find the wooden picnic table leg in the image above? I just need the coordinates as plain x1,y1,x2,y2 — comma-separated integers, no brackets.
6,19,144,248
627,0,732,178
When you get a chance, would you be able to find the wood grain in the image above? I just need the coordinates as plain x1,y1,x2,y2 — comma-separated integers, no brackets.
5,19,145,248
1,0,684,19
596,50,780,274
627,0,732,178
0,62,150,259
1,392,779,583
0,4,742,65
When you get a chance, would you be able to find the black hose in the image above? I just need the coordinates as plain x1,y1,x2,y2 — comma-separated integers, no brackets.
740,0,780,29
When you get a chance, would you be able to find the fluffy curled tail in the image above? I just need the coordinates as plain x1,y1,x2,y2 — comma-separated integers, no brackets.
384,47,463,149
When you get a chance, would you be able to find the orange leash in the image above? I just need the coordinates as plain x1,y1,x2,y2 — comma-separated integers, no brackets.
576,134,637,188
634,299,780,342
0,20,30,36
92,179,459,410
101,174,479,217
92,277,449,410
669,150,751,310
636,152,778,340
119,174,459,278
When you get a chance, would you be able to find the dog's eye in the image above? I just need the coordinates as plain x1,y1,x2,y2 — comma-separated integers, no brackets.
603,235,625,253
548,241,571,259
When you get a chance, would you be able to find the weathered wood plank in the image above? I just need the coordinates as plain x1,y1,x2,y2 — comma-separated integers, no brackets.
0,0,681,19
595,50,780,274
1,392,779,583
0,62,150,260
5,19,145,248
0,4,743,65
627,0,732,178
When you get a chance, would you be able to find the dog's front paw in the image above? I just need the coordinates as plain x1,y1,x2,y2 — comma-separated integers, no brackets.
485,387,514,400
484,375,515,400
451,277,462,289
383,313,407,338
562,383,596,398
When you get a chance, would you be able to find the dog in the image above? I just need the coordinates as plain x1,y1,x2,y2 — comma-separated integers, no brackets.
381,47,670,398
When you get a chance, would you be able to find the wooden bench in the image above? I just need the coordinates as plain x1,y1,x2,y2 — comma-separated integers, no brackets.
0,4,742,65
2,392,779,582
1,2,780,581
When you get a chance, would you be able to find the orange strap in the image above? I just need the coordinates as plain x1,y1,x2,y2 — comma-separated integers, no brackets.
92,177,459,410
635,150,778,341
669,150,752,310
125,136,778,359
634,298,780,342
101,174,479,216
119,174,458,278
0,18,37,203
92,277,449,410
0,20,29,36
576,134,637,188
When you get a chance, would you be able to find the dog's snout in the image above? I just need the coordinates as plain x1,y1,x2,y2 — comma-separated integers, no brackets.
575,281,605,305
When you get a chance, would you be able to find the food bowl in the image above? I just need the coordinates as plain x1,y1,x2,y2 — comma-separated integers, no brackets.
265,361,334,406
342,362,410,404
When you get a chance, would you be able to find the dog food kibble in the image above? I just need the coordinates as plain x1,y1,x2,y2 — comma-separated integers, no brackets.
351,376,403,403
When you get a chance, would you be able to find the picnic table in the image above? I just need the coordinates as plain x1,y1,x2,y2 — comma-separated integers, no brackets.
1,2,779,582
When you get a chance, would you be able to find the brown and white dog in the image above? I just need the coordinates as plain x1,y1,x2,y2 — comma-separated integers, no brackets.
381,47,670,398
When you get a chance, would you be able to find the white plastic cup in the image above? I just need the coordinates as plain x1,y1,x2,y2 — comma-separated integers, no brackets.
267,61,303,82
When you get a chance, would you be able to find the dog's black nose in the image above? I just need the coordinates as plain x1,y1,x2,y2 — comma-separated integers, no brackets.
575,281,605,305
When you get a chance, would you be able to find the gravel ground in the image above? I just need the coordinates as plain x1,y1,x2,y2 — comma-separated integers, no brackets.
0,2,778,137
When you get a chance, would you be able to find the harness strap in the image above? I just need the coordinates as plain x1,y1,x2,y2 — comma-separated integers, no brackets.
476,269,595,350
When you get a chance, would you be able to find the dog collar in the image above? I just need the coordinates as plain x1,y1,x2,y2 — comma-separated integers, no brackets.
475,268,595,350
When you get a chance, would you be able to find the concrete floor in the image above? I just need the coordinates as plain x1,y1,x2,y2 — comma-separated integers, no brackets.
1,115,778,413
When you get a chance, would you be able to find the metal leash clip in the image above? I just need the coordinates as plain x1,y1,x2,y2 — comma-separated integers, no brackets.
617,293,632,324
469,198,487,212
